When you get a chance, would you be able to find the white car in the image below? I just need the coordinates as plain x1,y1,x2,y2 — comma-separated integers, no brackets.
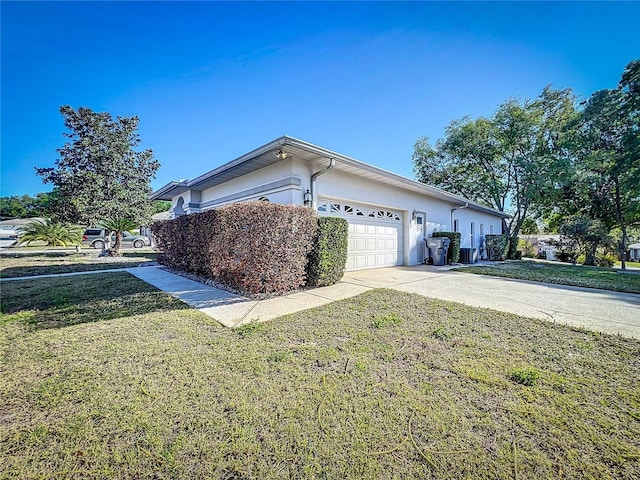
0,225,21,239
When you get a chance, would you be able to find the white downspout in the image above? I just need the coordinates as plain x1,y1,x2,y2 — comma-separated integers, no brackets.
450,202,469,230
310,158,335,209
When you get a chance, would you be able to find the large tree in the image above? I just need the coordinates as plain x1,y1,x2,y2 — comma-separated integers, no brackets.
36,106,160,254
413,88,576,258
0,192,55,219
547,61,640,268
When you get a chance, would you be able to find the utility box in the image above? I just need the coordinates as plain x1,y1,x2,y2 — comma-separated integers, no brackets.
426,237,451,266
460,248,478,264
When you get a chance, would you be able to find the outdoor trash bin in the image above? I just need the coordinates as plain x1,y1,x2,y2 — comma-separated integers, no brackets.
425,237,450,266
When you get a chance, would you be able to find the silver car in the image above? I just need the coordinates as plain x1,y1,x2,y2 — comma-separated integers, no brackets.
82,228,150,249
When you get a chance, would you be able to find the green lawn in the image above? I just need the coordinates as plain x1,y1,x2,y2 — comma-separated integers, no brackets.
0,250,157,278
1,274,639,479
616,260,640,269
455,259,640,294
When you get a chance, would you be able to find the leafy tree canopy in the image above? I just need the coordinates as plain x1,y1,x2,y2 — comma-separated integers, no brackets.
36,106,160,227
0,192,56,219
413,87,577,258
547,60,640,268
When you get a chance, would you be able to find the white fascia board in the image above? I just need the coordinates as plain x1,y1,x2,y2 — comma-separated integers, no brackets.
282,136,510,219
150,181,189,200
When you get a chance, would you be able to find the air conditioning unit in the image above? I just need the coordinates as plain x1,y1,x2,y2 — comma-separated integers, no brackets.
460,248,478,264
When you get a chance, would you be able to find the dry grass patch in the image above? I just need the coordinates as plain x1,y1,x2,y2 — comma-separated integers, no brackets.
1,275,639,479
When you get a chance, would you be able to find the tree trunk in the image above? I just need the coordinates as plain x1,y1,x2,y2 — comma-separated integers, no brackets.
585,244,597,266
614,178,627,270
619,225,628,270
111,231,123,256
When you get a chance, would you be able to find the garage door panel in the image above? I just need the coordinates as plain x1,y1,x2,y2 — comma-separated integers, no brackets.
318,198,404,271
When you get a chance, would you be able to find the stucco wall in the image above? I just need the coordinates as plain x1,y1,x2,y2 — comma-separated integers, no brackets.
307,165,503,264
169,156,504,266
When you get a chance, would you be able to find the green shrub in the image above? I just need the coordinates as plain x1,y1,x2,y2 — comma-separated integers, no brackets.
597,253,616,268
234,321,263,337
576,253,615,268
18,219,82,247
485,234,509,261
432,231,461,263
510,367,540,386
372,312,403,329
432,326,453,340
153,202,317,294
306,217,348,287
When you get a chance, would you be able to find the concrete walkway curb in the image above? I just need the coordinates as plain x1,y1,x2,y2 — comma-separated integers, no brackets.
126,266,371,327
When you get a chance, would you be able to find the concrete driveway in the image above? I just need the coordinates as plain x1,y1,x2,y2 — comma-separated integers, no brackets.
128,264,640,339
342,265,640,339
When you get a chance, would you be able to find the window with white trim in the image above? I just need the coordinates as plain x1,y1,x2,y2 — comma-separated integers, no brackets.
470,222,475,248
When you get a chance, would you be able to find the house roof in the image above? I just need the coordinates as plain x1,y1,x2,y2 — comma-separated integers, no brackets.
151,135,510,219
628,243,640,249
0,217,46,226
151,211,172,222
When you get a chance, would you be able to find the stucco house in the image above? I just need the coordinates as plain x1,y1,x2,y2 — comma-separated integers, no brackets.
151,136,508,271
628,243,640,261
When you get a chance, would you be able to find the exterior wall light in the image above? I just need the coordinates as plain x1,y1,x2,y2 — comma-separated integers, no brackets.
303,188,312,207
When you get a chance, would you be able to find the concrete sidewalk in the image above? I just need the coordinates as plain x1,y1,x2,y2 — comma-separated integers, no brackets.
126,266,370,328
127,265,640,338
342,266,640,339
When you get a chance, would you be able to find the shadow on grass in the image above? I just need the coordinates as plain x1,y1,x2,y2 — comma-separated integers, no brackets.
0,272,189,331
0,251,158,278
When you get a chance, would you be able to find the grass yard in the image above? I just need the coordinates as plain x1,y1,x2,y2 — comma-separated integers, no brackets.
1,274,639,479
616,260,640,269
455,259,640,294
0,250,157,278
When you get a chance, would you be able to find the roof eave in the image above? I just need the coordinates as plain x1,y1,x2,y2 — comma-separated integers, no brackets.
150,181,189,201
282,136,510,219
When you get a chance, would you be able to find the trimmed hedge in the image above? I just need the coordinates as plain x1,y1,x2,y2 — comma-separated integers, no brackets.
153,202,317,295
432,231,461,264
485,234,509,261
306,217,349,287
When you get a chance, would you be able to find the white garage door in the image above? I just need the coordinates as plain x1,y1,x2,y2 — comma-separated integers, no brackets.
317,198,404,271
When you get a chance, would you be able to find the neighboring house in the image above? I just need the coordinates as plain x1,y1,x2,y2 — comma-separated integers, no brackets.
628,243,640,261
141,211,172,246
151,136,508,271
521,234,561,261
0,217,46,239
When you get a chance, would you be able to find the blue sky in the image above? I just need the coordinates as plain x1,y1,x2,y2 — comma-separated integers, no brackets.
2,1,639,197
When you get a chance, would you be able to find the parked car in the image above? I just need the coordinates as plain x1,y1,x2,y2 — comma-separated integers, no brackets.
82,228,150,249
0,225,22,239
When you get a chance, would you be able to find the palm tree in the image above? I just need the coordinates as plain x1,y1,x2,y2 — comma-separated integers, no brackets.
19,219,82,247
101,218,139,255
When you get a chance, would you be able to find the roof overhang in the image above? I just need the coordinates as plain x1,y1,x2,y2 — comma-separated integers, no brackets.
151,135,510,219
